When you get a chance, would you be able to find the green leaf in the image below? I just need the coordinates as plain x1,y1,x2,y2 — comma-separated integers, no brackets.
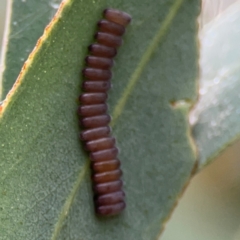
0,1,7,41
0,0,62,100
191,1,240,169
0,0,200,239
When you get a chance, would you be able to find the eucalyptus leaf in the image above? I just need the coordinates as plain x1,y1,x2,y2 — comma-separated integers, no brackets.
0,0,62,100
191,1,240,169
0,0,200,239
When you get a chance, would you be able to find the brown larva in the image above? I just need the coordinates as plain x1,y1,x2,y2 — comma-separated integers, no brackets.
79,8,131,216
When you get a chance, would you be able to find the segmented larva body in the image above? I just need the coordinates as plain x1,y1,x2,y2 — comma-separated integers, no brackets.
78,9,131,216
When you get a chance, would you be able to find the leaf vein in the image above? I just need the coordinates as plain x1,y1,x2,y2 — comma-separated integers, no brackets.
51,161,89,240
52,0,185,237
111,0,185,127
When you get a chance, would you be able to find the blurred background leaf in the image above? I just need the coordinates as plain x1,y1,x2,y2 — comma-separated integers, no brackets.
192,0,240,169
162,1,240,239
0,0,7,89
0,0,62,100
200,0,237,26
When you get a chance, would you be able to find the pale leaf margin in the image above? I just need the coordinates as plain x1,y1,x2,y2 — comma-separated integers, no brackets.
0,0,12,100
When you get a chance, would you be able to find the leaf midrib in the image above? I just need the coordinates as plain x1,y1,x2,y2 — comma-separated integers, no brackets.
51,0,185,238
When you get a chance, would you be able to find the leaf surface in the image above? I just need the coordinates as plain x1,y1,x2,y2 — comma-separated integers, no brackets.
0,0,200,239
